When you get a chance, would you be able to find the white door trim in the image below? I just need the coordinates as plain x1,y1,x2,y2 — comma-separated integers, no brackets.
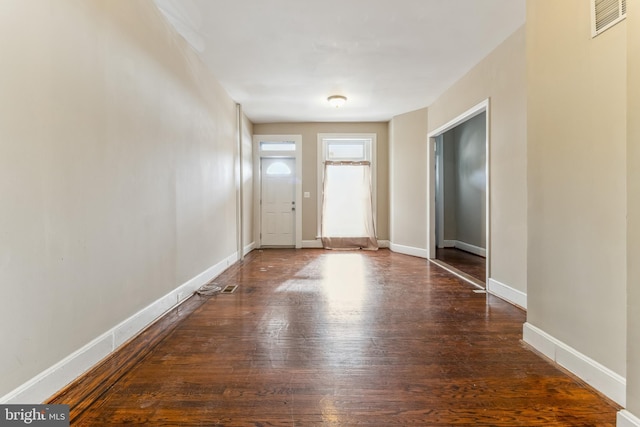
435,135,445,248
426,99,491,283
253,135,303,249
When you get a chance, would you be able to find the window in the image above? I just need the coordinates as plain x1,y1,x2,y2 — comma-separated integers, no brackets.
317,134,377,250
324,139,367,160
265,161,292,176
260,141,296,152
321,138,371,162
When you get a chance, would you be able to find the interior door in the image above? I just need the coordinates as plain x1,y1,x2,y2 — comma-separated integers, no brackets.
261,158,296,246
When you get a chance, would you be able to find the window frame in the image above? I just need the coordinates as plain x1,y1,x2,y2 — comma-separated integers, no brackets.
316,133,377,238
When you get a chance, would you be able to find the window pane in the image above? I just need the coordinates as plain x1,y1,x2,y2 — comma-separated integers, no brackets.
266,161,292,175
323,138,370,160
322,164,371,236
261,142,296,151
327,143,364,160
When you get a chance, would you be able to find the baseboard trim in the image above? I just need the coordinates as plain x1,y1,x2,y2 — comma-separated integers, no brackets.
302,240,390,249
302,239,323,248
389,243,428,259
0,250,240,405
487,278,527,310
453,240,486,257
442,240,456,248
522,322,626,406
243,242,256,256
618,410,640,427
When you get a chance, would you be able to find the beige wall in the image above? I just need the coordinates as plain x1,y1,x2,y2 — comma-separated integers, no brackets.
428,26,527,293
527,0,627,376
389,108,429,250
0,0,244,397
627,0,640,416
252,122,389,242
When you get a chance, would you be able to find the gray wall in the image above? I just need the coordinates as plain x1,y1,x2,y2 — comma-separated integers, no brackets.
442,133,458,241
440,113,486,249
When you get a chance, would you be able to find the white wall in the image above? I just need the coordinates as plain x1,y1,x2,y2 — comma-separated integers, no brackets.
0,0,246,400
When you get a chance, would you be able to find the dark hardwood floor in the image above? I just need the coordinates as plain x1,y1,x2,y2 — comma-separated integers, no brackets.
436,247,486,283
49,249,619,426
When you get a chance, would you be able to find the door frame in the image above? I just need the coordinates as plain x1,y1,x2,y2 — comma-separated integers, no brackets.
260,157,296,247
427,99,491,282
435,134,445,249
253,135,303,249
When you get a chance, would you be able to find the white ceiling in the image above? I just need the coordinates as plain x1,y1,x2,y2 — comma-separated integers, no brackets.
154,0,525,123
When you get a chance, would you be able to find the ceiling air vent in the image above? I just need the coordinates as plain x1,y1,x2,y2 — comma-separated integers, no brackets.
592,0,627,37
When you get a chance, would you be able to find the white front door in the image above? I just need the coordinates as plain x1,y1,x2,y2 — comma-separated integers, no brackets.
261,158,296,246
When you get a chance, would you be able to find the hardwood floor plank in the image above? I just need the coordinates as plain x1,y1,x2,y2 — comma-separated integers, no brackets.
49,249,618,426
436,247,486,283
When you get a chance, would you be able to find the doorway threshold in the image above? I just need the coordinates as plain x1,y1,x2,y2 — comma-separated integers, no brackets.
428,258,485,290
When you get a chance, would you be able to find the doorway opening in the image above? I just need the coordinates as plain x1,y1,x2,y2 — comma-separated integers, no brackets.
253,135,303,248
428,100,489,288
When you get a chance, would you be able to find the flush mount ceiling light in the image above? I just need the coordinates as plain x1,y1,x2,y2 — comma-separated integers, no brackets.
327,95,347,108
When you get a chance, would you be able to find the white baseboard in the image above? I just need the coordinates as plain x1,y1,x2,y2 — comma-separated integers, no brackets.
243,241,255,256
523,322,626,406
453,240,486,257
442,240,456,248
389,243,428,259
618,410,640,427
302,239,323,248
487,278,527,309
0,250,240,405
302,240,390,249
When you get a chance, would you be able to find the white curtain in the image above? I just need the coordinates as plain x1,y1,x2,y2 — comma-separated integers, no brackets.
321,161,378,250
